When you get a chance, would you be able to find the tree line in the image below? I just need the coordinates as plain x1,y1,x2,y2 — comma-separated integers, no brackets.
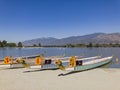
65,43,120,47
0,40,23,47
32,42,120,48
1,40,120,48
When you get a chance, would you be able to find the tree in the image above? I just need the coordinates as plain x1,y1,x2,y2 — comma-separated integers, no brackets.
75,44,86,47
18,42,23,47
2,40,7,47
87,42,93,47
109,43,113,47
38,43,41,47
0,41,3,47
33,44,37,47
66,44,74,47
7,43,16,47
95,43,100,47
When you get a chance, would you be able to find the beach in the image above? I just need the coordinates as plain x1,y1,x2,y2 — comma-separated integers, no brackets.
0,68,120,90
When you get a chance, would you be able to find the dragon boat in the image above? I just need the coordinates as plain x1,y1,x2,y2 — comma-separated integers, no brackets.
55,55,113,76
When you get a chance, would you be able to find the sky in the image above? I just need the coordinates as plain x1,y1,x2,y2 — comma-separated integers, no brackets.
0,0,120,42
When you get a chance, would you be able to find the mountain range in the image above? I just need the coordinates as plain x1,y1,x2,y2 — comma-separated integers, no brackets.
22,33,120,46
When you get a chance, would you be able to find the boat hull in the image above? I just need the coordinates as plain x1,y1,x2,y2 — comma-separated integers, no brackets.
75,57,112,71
29,64,58,69
0,64,24,69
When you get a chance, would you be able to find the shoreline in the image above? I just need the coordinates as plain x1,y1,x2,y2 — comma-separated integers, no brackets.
0,68,120,90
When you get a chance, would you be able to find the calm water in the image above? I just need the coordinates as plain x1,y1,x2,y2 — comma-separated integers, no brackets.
0,47,120,68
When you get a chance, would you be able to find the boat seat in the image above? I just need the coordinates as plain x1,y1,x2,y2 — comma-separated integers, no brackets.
76,60,82,66
45,59,52,64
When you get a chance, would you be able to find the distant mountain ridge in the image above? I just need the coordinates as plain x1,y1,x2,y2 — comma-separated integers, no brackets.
22,33,120,46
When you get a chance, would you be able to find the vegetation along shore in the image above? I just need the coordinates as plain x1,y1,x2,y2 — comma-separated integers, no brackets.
1,40,120,48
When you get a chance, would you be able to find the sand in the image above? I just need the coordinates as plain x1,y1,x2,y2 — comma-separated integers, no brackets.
0,68,120,90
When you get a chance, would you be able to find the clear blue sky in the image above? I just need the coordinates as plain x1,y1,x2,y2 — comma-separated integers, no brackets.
0,0,120,42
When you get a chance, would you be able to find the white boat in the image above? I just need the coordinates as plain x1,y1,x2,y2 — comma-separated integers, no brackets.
55,55,113,76
24,55,101,70
0,55,81,69
0,56,27,69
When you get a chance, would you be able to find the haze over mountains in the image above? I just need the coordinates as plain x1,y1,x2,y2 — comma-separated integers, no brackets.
22,33,120,46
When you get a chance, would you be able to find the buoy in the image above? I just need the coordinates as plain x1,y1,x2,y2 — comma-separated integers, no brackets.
116,58,119,64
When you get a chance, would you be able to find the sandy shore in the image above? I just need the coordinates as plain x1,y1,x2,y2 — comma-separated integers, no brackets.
0,68,120,90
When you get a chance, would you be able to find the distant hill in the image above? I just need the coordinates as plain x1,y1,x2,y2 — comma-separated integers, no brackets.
22,33,120,46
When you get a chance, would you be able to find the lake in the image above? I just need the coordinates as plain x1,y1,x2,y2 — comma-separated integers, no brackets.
0,47,120,68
